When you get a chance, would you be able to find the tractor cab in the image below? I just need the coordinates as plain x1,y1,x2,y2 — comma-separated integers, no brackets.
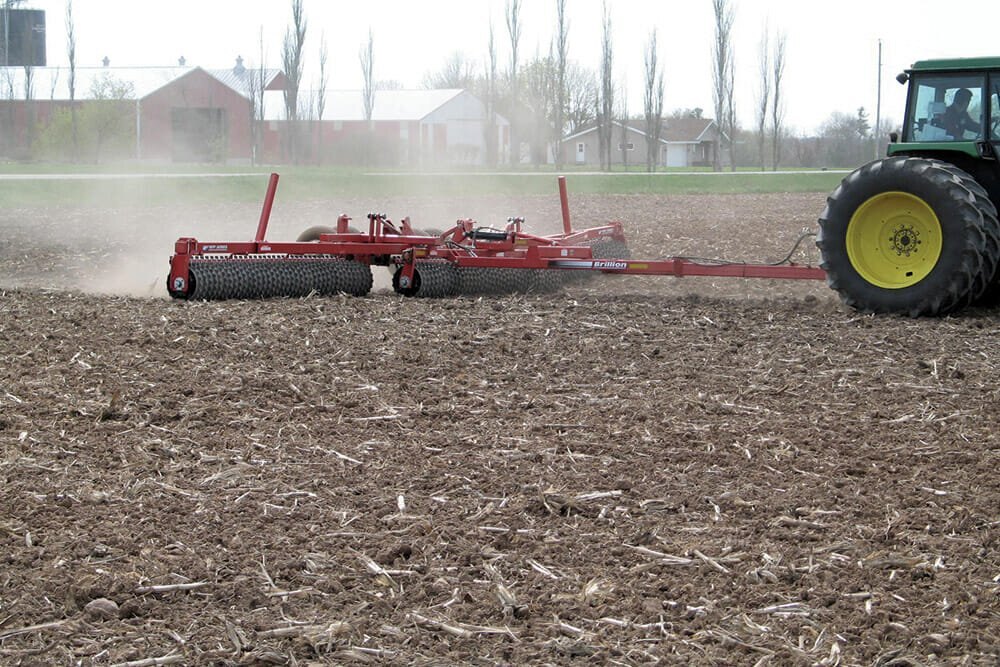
904,74,987,142
891,58,1000,199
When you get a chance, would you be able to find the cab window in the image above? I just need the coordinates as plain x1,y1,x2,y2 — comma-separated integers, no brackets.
906,74,985,142
990,75,1000,141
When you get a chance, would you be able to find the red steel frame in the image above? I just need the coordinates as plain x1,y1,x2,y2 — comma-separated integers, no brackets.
168,173,825,297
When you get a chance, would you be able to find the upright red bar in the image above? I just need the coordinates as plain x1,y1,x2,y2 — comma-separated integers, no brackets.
255,173,280,243
558,176,572,235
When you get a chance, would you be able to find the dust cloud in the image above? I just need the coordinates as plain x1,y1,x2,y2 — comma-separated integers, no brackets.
0,175,579,299
0,174,829,301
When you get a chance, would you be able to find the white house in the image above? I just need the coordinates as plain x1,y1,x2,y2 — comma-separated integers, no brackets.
561,117,727,168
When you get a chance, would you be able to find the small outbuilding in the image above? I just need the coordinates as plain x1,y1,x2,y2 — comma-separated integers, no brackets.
561,117,727,169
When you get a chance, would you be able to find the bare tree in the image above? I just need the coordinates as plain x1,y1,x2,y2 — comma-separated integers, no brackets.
86,73,135,163
725,35,737,171
711,0,734,171
553,0,568,168
244,64,260,163
47,66,59,99
245,28,267,165
23,55,34,154
360,28,375,122
281,0,307,162
522,51,557,165
0,65,12,155
316,31,328,165
755,24,770,170
486,20,498,166
598,0,614,171
619,85,628,168
422,52,478,89
771,30,787,171
643,28,664,172
565,63,596,135
66,0,78,161
359,28,375,165
22,63,32,99
505,0,521,166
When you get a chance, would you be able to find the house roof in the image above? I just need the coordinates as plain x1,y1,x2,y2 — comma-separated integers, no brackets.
660,117,716,143
0,65,285,101
264,88,479,122
565,117,717,144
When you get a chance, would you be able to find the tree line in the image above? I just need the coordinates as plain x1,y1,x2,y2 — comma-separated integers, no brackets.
294,0,888,171
1,0,893,169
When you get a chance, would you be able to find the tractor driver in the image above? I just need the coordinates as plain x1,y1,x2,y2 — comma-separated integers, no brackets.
943,88,981,140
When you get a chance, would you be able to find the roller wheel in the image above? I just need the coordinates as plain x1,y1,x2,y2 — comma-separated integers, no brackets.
184,258,372,300
817,157,987,316
393,261,457,298
524,269,567,293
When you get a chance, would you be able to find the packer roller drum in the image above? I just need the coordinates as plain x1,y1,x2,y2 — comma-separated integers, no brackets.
186,257,373,300
446,238,631,297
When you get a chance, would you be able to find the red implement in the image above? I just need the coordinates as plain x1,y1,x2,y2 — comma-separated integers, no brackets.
167,175,825,300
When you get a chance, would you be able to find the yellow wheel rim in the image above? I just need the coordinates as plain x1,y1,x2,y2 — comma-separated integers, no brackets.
846,191,942,289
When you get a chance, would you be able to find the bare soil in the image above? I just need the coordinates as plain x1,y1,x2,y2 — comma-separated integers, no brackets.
0,191,997,665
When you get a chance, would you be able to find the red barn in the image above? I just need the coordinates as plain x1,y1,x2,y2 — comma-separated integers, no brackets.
0,63,285,163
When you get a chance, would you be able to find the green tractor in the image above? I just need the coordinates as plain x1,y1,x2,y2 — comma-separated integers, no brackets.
818,57,1000,316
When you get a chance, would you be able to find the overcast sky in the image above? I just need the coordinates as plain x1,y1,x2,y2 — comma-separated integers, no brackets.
19,0,1000,134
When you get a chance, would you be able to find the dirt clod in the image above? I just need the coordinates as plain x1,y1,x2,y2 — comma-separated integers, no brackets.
83,598,120,621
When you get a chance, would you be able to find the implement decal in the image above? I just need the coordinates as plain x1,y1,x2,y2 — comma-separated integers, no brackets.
551,259,629,271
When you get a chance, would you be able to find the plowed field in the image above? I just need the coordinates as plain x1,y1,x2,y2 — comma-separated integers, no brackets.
1,190,997,665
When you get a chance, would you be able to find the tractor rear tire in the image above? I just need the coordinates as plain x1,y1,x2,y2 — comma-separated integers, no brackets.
817,157,987,316
943,167,1000,306
931,162,1000,307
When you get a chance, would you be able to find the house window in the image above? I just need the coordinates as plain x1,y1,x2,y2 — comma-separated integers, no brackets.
577,142,585,152
618,142,635,151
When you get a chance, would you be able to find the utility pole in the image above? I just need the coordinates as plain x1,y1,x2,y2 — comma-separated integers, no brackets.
3,1,9,67
874,39,883,161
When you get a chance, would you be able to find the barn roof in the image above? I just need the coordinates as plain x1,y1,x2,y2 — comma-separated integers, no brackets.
263,88,477,122
0,65,285,101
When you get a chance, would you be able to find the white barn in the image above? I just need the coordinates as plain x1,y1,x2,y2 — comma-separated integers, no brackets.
264,88,509,166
